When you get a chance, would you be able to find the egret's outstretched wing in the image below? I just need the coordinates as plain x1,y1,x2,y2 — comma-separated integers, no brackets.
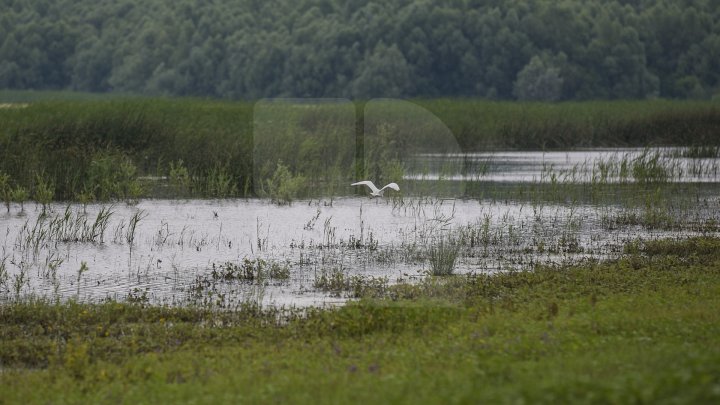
380,182,400,192
351,181,380,194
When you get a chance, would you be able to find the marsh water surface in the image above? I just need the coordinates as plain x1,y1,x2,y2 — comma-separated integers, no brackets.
2,148,719,307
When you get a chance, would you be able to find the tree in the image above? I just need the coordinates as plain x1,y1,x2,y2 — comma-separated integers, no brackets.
513,55,563,101
350,42,414,99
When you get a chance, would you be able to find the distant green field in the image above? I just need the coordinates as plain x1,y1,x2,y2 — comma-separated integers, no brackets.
0,89,145,102
1,237,719,403
0,92,718,202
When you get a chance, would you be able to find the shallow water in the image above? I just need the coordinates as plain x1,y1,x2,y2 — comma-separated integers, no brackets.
1,148,719,307
409,148,720,183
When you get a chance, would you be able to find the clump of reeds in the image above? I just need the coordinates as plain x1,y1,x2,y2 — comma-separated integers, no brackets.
76,261,88,298
15,206,114,253
427,236,459,276
125,210,145,245
262,162,308,205
211,259,290,283
0,253,8,293
313,266,388,298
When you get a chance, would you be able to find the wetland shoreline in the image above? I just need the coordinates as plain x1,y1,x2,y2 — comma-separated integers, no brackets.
1,95,719,402
1,236,719,403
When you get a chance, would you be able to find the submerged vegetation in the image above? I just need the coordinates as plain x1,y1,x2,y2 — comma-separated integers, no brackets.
1,236,719,402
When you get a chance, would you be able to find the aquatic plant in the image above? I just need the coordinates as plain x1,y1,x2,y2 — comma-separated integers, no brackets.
0,171,11,211
76,261,88,298
0,253,8,293
211,259,290,283
631,150,671,184
10,186,29,212
427,236,459,276
311,266,388,298
33,173,55,212
15,206,114,253
205,164,238,198
86,151,143,201
168,159,192,195
125,210,146,245
264,162,307,205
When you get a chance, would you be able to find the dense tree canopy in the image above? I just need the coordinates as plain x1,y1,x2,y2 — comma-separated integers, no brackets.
0,0,718,100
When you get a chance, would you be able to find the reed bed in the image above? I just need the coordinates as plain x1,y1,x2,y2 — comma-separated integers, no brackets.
0,96,718,203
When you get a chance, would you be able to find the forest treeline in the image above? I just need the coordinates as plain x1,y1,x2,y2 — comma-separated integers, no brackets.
1,0,719,100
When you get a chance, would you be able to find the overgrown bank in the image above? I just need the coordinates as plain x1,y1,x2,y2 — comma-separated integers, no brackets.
0,97,718,202
1,237,719,403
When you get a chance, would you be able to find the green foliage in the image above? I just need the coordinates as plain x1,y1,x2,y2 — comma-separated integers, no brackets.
204,164,238,198
86,152,142,201
75,262,90,298
514,55,564,101
351,43,414,99
1,237,719,402
1,0,720,99
631,150,670,184
0,171,11,211
33,174,54,209
313,267,389,298
427,236,459,276
211,259,290,283
10,185,29,210
264,162,307,205
168,160,191,195
0,98,718,202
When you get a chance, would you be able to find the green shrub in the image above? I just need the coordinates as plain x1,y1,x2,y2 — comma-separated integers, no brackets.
168,159,192,196
204,164,238,198
85,152,142,201
33,174,55,210
264,162,307,205
10,185,29,211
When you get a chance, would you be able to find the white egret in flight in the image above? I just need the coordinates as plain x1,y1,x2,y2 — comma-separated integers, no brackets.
351,181,400,197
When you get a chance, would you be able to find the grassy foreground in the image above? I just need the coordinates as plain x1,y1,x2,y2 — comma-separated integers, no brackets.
2,237,720,403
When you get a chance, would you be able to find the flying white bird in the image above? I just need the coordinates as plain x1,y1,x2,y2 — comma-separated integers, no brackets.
351,181,400,197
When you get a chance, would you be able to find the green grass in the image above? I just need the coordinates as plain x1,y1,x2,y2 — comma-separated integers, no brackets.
0,90,144,103
1,236,719,403
416,98,720,150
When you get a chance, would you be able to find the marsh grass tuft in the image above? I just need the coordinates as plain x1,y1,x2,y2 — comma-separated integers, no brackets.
0,253,8,293
76,261,89,298
264,162,307,205
313,266,389,298
427,236,459,276
0,171,12,211
211,259,290,283
33,173,55,212
11,185,29,211
125,210,145,245
16,206,114,253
